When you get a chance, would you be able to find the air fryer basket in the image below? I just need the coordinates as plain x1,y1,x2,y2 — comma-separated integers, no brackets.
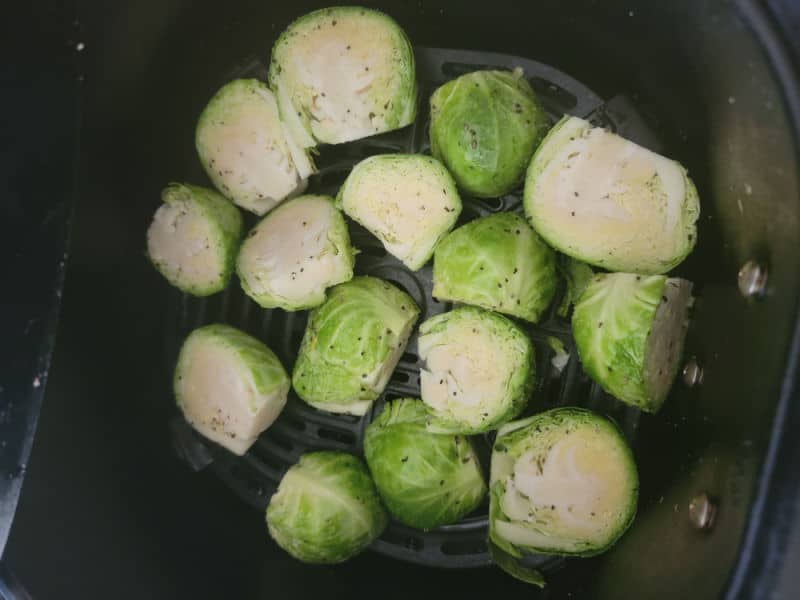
166,46,665,571
5,1,800,599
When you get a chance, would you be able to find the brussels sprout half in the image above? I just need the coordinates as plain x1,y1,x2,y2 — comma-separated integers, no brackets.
572,273,693,413
196,79,313,216
433,213,557,323
292,276,420,416
338,154,461,270
147,183,243,296
524,115,700,274
418,307,534,434
364,398,487,530
174,324,290,455
266,451,388,564
268,6,417,147
489,408,638,563
237,194,355,311
430,69,549,198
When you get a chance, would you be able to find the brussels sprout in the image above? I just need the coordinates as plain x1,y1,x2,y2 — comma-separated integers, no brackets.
338,154,461,270
556,256,594,318
292,277,419,415
523,115,700,274
147,183,243,296
572,273,693,413
547,336,570,374
363,398,487,530
268,7,417,147
430,69,549,198
433,213,557,323
266,451,388,564
236,194,355,311
174,324,290,455
196,79,313,216
489,407,638,565
418,307,534,434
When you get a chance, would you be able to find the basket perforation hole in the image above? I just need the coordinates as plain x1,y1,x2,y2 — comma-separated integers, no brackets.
316,427,356,445
390,370,410,384
381,528,424,552
401,352,418,365
440,539,488,556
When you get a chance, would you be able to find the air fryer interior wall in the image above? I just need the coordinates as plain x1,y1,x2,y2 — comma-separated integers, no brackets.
5,1,799,599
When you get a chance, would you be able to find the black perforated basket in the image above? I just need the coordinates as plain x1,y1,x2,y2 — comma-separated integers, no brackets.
165,46,659,571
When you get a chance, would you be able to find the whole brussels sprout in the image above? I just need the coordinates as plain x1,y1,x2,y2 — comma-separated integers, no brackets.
572,273,693,413
489,408,638,563
266,451,388,564
430,69,549,198
433,212,557,323
364,398,486,530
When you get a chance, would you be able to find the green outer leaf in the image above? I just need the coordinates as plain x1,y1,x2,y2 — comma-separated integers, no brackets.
432,213,556,323
522,115,700,274
292,276,419,411
236,194,356,311
430,69,549,198
363,398,487,530
488,407,638,558
555,255,594,318
266,451,388,564
418,306,535,434
147,183,243,296
268,6,417,145
572,273,664,411
488,541,546,588
174,324,289,409
337,153,462,271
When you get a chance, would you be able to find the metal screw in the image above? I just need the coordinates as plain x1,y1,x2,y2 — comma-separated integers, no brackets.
688,493,717,530
738,260,768,298
682,357,704,387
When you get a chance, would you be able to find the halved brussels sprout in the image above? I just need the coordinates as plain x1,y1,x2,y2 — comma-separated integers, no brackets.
268,6,417,146
430,69,549,198
292,276,419,415
556,255,594,318
236,194,355,311
196,79,313,216
418,307,534,434
523,116,700,274
489,408,638,564
433,213,557,323
338,154,461,270
572,273,693,413
174,324,290,455
363,398,487,530
147,183,243,296
266,451,388,564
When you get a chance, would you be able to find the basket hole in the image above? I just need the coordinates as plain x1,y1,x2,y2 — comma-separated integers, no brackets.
401,352,418,365
440,539,488,556
477,197,504,211
317,427,356,445
391,370,410,383
382,528,424,552
281,415,306,431
359,244,387,258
